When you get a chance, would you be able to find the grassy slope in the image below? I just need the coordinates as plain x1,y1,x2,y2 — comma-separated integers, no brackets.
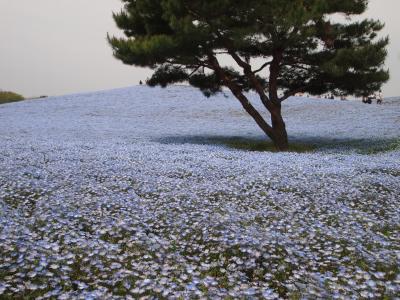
0,91,25,104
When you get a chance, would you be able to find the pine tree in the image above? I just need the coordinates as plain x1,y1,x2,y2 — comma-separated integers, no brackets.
109,0,389,151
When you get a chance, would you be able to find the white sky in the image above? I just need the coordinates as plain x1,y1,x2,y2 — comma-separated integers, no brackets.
0,0,399,97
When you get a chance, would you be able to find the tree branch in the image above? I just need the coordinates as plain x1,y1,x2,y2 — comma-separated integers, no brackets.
279,86,308,102
188,66,202,77
207,53,276,140
281,62,311,72
268,49,283,104
252,61,272,74
215,44,275,112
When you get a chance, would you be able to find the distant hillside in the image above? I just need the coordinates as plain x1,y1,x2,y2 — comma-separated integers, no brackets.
0,91,24,104
384,96,400,103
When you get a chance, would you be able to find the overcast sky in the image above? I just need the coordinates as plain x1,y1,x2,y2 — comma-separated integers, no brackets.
0,0,399,97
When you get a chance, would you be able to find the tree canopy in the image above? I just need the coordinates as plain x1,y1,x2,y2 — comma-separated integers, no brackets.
109,0,389,150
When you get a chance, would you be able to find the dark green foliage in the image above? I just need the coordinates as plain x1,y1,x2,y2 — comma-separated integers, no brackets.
147,65,189,87
188,73,222,98
109,0,389,150
109,0,388,97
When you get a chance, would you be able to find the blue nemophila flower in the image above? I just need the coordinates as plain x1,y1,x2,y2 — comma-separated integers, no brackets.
0,86,399,298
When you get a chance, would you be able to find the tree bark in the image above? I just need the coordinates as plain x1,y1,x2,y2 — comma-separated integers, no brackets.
270,104,289,151
268,50,289,151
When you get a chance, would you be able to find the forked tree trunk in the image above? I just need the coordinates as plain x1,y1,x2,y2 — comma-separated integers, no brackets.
248,111,289,151
230,88,289,151
207,53,289,151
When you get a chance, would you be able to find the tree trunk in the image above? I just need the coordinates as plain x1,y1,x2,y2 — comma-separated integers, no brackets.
270,105,289,151
268,50,289,151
